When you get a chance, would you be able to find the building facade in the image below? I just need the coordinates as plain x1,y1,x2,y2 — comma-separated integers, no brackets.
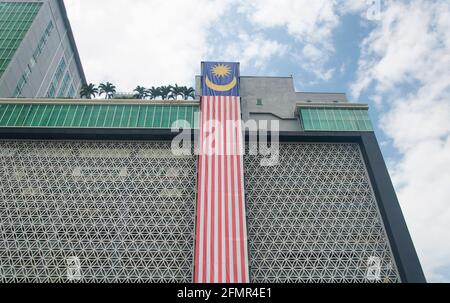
0,63,425,283
0,0,85,98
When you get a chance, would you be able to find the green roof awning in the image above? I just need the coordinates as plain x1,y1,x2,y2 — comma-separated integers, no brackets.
298,106,373,132
0,102,199,129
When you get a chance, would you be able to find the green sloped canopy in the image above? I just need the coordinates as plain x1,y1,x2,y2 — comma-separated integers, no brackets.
0,103,199,129
299,107,373,132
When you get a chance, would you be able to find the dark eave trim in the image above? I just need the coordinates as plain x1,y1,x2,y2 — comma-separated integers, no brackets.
359,133,426,283
0,127,182,141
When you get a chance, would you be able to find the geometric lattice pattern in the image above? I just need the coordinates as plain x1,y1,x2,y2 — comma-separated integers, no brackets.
244,143,400,282
0,140,196,282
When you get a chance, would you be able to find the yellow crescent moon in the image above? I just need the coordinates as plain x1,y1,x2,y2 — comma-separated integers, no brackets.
205,76,237,92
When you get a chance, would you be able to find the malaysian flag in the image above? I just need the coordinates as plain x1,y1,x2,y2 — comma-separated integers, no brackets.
194,62,249,283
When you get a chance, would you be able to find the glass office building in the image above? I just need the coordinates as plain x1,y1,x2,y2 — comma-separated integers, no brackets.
0,0,85,98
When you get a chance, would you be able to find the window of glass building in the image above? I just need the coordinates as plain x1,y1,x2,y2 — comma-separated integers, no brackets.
58,72,72,97
67,84,76,98
0,2,42,78
47,57,67,97
13,20,54,97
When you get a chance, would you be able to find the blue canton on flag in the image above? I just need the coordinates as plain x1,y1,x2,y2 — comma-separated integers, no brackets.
201,62,240,96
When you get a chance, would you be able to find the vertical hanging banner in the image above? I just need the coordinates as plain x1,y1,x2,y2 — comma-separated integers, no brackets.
194,62,249,283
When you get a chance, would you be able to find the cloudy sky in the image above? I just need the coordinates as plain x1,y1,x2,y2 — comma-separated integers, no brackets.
65,0,450,282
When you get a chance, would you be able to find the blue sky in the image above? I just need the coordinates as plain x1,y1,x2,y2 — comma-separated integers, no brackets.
66,0,450,282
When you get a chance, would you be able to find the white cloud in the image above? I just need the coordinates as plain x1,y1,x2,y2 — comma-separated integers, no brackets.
240,0,338,43
238,0,340,81
337,0,375,17
65,0,235,91
236,0,375,82
64,0,373,90
222,32,288,70
352,0,450,282
351,1,439,97
300,44,335,81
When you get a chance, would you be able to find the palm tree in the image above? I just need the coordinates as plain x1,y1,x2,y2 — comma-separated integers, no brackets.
80,83,98,99
98,82,117,99
133,86,148,99
148,86,161,100
169,84,184,100
159,85,173,100
182,86,195,100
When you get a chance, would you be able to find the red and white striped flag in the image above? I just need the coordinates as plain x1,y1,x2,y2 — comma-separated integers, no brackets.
194,95,249,283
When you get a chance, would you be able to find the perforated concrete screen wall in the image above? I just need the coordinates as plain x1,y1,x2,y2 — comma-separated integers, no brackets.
244,143,400,282
0,140,197,282
0,140,405,282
